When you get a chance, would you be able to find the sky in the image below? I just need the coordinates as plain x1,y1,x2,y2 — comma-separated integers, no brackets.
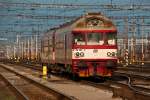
0,0,150,45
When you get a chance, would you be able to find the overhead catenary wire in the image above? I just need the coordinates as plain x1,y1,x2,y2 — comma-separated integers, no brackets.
0,14,150,19
0,2,150,10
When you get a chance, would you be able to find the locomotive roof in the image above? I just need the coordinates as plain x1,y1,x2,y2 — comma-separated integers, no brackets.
45,12,116,34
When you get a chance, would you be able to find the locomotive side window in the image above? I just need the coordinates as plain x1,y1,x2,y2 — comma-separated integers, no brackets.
73,33,85,45
87,33,103,45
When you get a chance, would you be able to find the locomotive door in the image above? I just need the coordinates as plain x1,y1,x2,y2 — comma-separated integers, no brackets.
64,34,67,66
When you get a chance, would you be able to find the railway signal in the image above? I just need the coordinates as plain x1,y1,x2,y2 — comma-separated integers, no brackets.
125,49,129,66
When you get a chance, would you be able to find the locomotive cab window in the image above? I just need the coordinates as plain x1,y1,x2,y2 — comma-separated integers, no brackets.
87,33,103,45
73,33,85,45
107,33,117,45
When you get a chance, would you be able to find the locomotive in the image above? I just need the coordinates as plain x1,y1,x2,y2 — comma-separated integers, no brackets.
41,12,117,78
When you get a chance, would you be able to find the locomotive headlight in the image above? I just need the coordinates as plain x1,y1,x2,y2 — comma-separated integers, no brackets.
80,52,84,57
111,52,116,57
74,52,84,57
107,52,117,57
107,52,111,57
75,52,80,57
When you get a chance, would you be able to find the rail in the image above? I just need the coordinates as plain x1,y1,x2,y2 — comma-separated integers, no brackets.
0,64,75,100
0,72,29,100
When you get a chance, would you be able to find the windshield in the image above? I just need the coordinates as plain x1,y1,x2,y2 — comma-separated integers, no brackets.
87,33,103,45
73,33,85,45
107,33,117,45
73,32,117,45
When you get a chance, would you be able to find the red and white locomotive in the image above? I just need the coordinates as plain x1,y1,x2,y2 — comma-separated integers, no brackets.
41,12,117,78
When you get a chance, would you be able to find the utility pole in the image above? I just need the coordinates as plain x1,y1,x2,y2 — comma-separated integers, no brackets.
21,41,23,60
30,36,33,60
130,19,136,64
145,33,148,59
13,45,16,59
18,34,21,61
141,18,144,65
124,18,129,66
28,37,30,61
133,20,136,64
6,46,9,59
24,37,27,60
111,0,112,5
22,39,25,60
16,34,19,60
30,36,32,61
148,32,150,60
35,35,38,61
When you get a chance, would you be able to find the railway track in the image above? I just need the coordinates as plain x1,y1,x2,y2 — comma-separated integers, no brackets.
4,63,150,100
22,64,150,100
81,76,150,100
115,65,150,92
1,63,121,100
0,64,74,100
0,66,29,100
0,74,17,100
111,76,150,100
117,65,150,73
